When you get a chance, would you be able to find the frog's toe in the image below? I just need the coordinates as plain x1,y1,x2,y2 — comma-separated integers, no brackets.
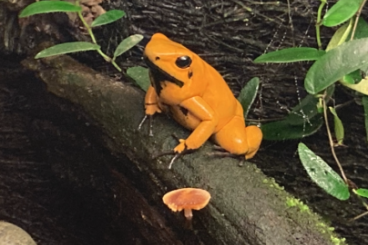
137,115,154,136
208,148,242,159
152,149,194,169
174,139,187,153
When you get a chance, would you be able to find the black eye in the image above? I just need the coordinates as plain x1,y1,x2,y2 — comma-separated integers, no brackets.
175,56,192,68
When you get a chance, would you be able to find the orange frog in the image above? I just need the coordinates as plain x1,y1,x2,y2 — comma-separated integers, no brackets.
142,33,262,159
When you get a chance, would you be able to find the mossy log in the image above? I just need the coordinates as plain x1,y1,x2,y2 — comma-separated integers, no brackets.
21,54,346,245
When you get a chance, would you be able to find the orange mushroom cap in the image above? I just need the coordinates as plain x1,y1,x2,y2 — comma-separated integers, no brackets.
162,188,211,212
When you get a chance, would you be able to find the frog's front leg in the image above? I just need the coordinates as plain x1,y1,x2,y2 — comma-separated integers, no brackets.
174,96,218,153
138,85,162,136
144,85,161,116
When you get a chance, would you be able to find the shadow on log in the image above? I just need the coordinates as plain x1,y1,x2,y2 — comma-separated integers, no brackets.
20,54,345,245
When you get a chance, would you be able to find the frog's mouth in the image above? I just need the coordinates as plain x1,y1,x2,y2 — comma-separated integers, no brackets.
144,56,184,95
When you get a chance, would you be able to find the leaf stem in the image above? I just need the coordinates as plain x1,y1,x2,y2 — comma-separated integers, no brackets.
315,0,326,49
75,1,122,72
322,90,347,183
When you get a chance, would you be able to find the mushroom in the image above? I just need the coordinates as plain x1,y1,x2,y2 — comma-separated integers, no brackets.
162,188,211,221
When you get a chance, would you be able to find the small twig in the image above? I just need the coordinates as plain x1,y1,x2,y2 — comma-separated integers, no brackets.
350,210,368,222
350,0,368,41
334,99,355,110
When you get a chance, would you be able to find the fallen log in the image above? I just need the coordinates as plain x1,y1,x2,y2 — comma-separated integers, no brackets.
21,54,346,245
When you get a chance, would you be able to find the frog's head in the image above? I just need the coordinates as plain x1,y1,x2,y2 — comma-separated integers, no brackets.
144,33,204,96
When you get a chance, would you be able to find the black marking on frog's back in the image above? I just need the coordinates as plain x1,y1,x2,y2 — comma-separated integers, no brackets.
144,56,184,95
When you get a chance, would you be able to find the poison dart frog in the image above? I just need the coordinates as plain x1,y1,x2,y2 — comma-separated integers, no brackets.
143,33,262,159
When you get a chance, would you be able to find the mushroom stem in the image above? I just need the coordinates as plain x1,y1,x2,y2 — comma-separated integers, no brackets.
184,208,193,220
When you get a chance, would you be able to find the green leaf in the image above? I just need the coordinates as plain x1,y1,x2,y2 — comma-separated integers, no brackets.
326,19,353,51
261,115,323,140
237,77,260,118
348,18,368,40
19,1,81,17
340,77,368,95
91,10,125,27
113,34,144,59
287,94,320,125
362,96,368,142
329,107,344,145
342,70,362,84
261,86,334,140
288,86,334,126
355,188,368,198
35,42,100,59
305,38,368,94
254,47,325,63
298,143,350,200
127,66,150,91
322,0,363,27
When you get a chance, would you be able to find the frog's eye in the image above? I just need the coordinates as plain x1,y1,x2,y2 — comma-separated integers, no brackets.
175,56,192,68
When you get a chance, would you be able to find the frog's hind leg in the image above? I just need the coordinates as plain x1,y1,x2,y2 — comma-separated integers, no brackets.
243,125,262,159
213,116,262,160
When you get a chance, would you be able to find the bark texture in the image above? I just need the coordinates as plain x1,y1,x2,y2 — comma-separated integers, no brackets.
20,54,345,245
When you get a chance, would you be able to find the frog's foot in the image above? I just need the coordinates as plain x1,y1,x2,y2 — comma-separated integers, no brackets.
174,139,187,153
208,145,240,159
208,145,245,166
152,149,194,169
152,135,195,169
138,103,162,136
138,115,154,136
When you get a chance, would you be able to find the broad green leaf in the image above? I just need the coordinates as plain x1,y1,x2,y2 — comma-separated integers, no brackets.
340,77,368,95
19,1,81,17
254,48,325,63
329,107,344,145
298,143,350,200
35,42,100,59
355,188,368,198
237,77,260,118
326,19,353,51
342,70,362,84
305,38,368,94
322,0,363,27
127,66,150,91
362,96,368,141
91,10,125,27
261,116,323,140
288,85,334,125
113,34,144,59
261,86,334,140
348,18,368,40
287,94,319,125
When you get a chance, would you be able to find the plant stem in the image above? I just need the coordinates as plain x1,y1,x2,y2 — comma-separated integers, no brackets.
315,0,326,49
322,91,347,183
350,0,368,41
76,2,122,72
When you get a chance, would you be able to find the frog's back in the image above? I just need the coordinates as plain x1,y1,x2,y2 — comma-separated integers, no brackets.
200,62,242,131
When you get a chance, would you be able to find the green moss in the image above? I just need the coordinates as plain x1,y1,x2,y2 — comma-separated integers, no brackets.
285,197,347,245
285,197,310,212
263,177,284,190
